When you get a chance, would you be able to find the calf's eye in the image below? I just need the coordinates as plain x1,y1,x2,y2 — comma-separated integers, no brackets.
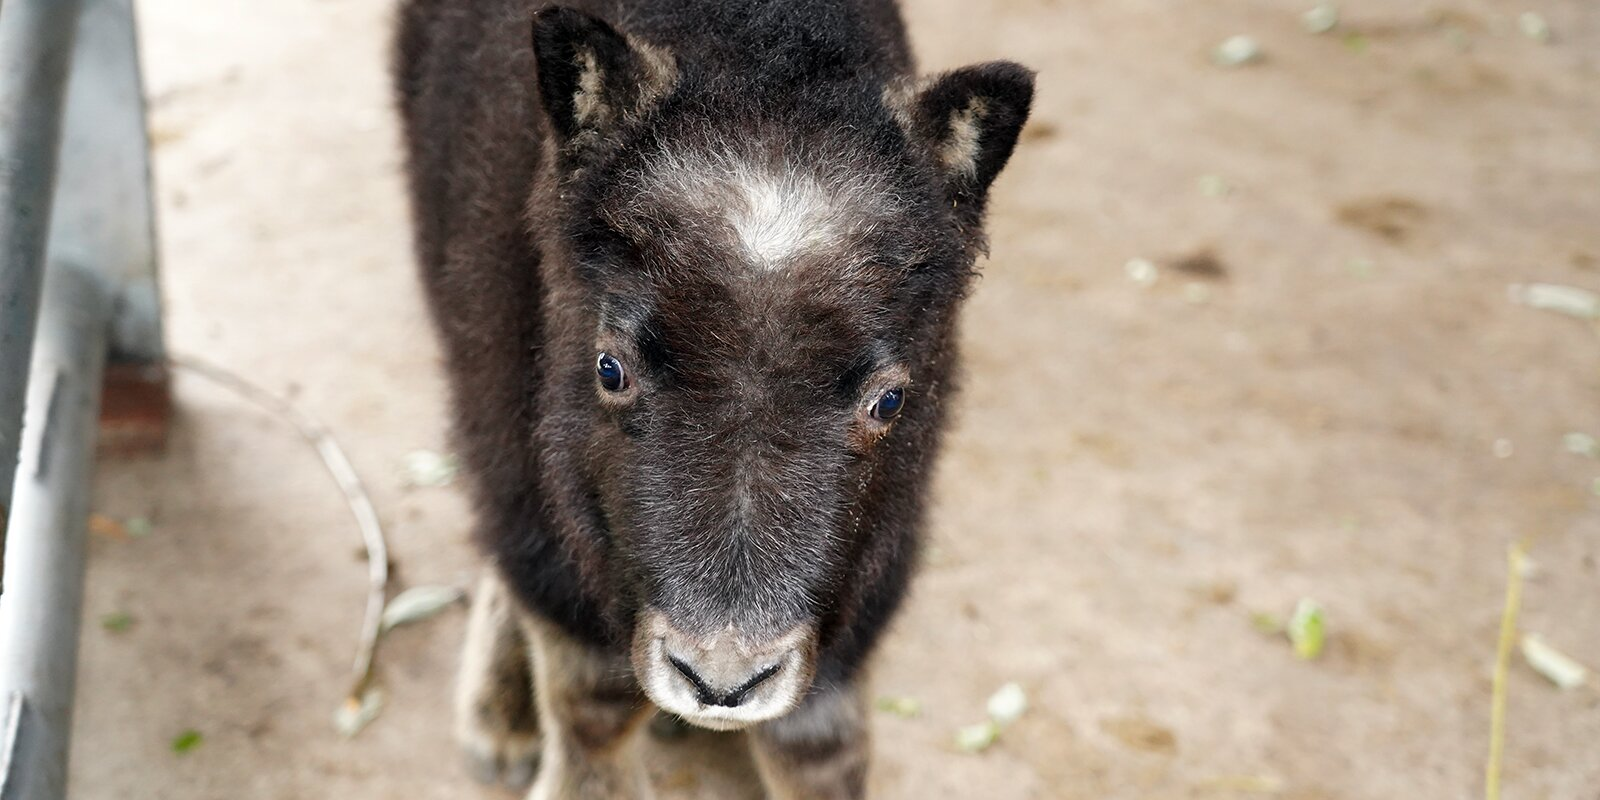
869,387,906,421
596,352,627,392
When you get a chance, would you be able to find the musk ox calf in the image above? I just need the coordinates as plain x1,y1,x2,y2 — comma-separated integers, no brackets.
394,0,1032,795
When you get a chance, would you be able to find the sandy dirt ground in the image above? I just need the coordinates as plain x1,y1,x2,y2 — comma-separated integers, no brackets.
66,0,1600,797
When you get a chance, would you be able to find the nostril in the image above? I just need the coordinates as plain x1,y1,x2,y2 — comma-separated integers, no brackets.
666,653,785,708
720,661,783,707
666,655,718,706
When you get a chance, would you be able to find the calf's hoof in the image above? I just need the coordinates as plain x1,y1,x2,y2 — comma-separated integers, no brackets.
461,730,541,788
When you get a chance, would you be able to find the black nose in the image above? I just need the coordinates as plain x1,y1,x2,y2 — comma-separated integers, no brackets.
667,655,782,708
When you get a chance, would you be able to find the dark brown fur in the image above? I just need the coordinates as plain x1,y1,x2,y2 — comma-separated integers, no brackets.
395,0,1032,793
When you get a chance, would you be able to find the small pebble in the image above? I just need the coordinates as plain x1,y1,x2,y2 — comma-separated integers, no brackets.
1518,12,1551,43
1302,3,1339,34
1493,438,1515,459
986,682,1028,725
1125,258,1159,287
1213,35,1262,67
1198,174,1232,197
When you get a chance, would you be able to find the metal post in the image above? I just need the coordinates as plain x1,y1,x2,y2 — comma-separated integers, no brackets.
48,0,163,368
0,0,87,594
0,264,109,800
49,0,170,455
0,0,163,794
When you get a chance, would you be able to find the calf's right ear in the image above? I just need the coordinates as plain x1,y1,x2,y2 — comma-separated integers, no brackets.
531,7,677,147
892,61,1035,213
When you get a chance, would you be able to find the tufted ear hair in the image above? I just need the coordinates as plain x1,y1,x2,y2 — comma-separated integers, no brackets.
891,61,1036,212
531,7,677,148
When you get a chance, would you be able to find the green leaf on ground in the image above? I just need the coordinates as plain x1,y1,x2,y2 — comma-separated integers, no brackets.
101,612,135,633
955,720,1001,753
380,585,466,632
875,696,923,718
171,729,203,754
1288,598,1326,660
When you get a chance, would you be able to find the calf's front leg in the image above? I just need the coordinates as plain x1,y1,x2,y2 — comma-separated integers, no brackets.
749,680,871,800
455,571,542,786
523,615,655,800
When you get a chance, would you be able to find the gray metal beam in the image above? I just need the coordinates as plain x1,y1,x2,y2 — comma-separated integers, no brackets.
48,0,162,367
0,0,164,794
0,0,87,594
0,264,109,800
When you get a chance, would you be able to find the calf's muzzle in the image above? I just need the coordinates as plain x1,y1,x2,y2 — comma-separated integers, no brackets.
632,608,818,731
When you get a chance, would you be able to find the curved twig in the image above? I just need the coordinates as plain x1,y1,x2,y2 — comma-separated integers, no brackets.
169,355,389,702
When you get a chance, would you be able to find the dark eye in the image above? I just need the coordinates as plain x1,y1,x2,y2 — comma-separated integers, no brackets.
596,352,627,392
869,387,905,421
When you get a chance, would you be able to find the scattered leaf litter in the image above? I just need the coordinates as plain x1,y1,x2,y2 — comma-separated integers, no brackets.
1509,283,1599,320
875,696,923,718
403,449,460,488
335,686,386,738
88,514,128,540
1521,634,1589,690
1487,543,1527,800
955,682,1030,753
1251,612,1285,635
171,729,203,755
1518,12,1551,43
1562,432,1598,458
380,585,467,632
1198,174,1231,197
1287,598,1326,660
101,612,135,633
955,720,1001,753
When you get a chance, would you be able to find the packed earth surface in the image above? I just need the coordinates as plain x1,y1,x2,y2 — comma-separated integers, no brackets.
73,0,1600,797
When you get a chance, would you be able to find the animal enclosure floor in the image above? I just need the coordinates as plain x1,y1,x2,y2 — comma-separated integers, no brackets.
74,0,1599,797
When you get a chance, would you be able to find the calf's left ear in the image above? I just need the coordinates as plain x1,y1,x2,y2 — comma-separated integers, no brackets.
894,61,1036,210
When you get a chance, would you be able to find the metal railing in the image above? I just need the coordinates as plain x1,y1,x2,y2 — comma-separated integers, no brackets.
0,0,165,797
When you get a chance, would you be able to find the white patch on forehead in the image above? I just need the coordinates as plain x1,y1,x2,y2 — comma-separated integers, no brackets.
726,171,841,270
637,148,897,273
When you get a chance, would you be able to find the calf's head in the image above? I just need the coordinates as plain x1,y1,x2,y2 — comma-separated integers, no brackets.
529,8,1033,730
